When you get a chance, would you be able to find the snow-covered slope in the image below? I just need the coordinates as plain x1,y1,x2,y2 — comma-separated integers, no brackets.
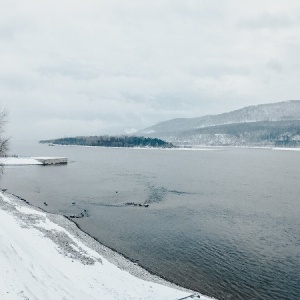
139,100,300,135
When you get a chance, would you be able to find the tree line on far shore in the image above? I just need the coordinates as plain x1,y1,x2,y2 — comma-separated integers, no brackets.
40,135,175,148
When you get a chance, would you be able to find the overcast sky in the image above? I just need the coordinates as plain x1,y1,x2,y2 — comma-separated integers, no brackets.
1,0,300,142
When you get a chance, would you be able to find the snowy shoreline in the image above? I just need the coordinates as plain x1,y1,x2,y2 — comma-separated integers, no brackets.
0,157,42,165
0,157,68,166
0,191,215,300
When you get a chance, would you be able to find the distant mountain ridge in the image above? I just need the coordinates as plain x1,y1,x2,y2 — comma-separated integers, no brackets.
139,100,300,134
138,100,300,147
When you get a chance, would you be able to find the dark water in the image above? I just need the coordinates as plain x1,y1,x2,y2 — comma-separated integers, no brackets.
1,143,300,300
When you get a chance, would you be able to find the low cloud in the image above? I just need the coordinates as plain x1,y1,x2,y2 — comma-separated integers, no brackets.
1,0,300,143
239,13,298,30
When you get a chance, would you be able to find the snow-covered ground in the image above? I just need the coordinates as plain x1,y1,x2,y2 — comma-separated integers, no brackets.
272,147,300,151
0,192,215,300
0,157,68,165
0,157,42,165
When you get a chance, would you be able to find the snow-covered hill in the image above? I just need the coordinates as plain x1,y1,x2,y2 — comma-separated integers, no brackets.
138,100,300,146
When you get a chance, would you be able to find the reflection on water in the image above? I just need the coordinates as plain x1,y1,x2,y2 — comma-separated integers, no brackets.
1,143,300,300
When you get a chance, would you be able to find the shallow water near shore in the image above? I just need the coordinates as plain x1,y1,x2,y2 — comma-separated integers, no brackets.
1,142,300,300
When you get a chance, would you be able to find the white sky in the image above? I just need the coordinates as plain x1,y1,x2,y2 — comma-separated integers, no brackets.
1,0,300,142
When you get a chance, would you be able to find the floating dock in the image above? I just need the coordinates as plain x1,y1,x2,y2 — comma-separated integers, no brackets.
33,157,68,165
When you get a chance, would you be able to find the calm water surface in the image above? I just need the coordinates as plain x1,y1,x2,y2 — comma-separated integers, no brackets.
1,143,300,300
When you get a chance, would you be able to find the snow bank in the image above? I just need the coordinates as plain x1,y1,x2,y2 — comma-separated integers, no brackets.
0,157,42,165
272,147,300,151
0,157,68,165
0,192,215,300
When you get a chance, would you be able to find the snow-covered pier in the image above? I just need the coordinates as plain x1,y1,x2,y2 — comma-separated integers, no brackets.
34,157,68,165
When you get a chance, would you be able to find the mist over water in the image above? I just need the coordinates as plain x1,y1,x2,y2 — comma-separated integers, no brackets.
2,143,300,300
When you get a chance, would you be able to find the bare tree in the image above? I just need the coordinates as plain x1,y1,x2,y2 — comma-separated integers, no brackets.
0,108,9,157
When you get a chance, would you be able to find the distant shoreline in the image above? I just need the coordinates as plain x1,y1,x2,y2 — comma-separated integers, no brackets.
40,136,175,149
40,143,300,151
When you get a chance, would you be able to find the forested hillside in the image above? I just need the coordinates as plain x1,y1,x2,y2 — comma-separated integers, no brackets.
40,136,175,148
162,120,300,147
